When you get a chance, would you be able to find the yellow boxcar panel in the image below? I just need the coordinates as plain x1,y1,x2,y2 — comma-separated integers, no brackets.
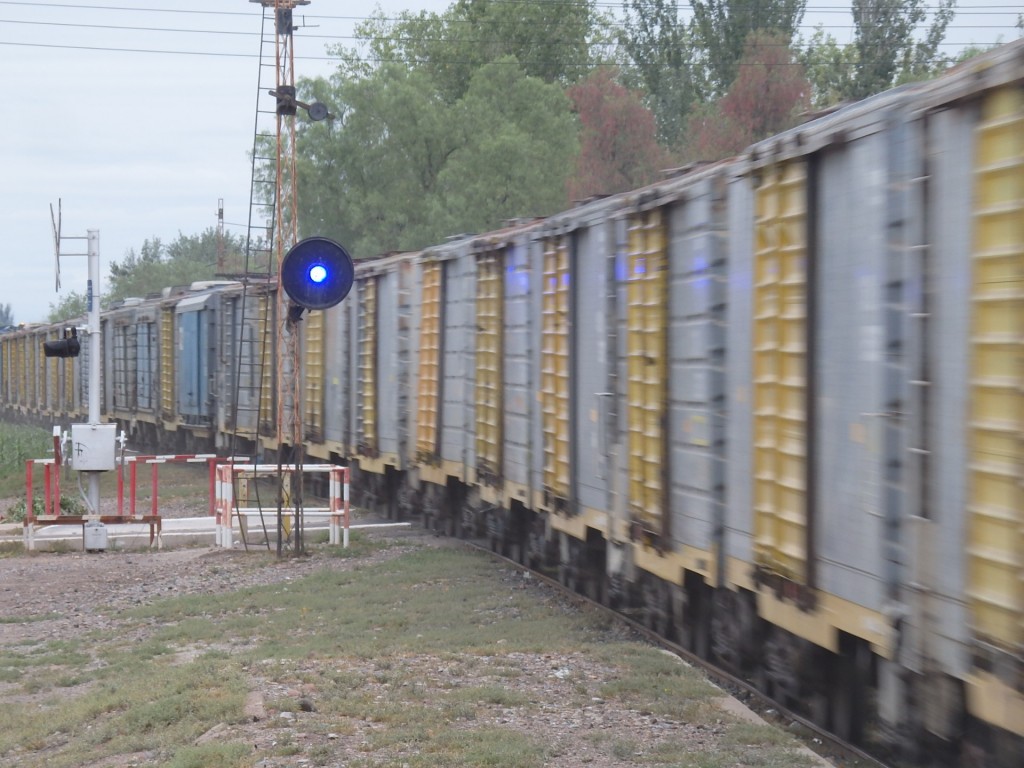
258,294,275,434
160,307,175,420
416,262,442,461
626,209,668,533
29,336,38,409
542,237,571,504
967,86,1024,650
476,251,504,484
752,161,809,583
19,337,28,407
63,354,74,413
359,277,378,454
1,338,7,402
303,307,325,441
47,331,58,410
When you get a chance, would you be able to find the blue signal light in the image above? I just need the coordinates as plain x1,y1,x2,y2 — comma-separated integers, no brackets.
281,236,355,312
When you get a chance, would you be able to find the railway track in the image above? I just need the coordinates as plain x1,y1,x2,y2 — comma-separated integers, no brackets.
460,535,896,768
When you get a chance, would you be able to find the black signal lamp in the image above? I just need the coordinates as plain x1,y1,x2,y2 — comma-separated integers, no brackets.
280,236,355,316
43,327,81,358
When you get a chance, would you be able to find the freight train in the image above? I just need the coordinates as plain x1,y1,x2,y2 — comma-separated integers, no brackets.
2,39,1022,766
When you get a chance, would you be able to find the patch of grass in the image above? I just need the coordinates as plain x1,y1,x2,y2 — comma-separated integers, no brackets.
0,541,24,558
0,612,62,624
0,643,91,677
428,727,548,768
0,655,248,767
165,742,252,768
0,424,54,497
596,644,718,720
722,720,802,748
320,529,394,558
122,549,608,663
0,543,820,767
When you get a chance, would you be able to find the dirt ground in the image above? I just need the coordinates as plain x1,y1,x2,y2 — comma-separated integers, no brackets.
0,528,831,768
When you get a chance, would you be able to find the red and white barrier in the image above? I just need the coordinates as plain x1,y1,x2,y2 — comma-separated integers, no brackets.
213,463,350,548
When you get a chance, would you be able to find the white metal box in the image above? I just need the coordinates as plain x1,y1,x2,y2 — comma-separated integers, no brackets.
70,424,117,471
83,521,108,552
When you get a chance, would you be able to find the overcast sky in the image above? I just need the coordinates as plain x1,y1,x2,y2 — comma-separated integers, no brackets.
1,0,1019,324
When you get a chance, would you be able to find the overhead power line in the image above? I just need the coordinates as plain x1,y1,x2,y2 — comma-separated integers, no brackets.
0,0,1019,17
0,16,1015,42
0,1,1018,61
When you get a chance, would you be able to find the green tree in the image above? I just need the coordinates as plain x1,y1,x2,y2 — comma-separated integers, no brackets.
0,302,12,327
850,0,955,98
798,26,858,108
106,229,245,301
618,0,702,149
47,291,89,323
437,57,579,233
691,0,806,96
352,0,602,104
296,63,459,257
296,57,578,258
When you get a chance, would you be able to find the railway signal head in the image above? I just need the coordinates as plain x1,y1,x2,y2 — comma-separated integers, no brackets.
43,327,80,358
280,236,355,315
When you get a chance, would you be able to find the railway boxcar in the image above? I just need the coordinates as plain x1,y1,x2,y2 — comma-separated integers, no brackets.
409,237,484,528
0,36,1019,768
320,274,354,459
469,222,539,555
105,296,162,436
1,319,85,424
163,281,239,451
174,288,219,441
312,251,418,512
349,253,414,474
709,47,1022,762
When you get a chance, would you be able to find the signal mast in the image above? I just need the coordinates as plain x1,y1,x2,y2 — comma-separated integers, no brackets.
247,1,352,555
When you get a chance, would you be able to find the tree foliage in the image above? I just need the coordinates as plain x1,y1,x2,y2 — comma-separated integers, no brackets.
618,0,701,149
798,26,859,108
297,48,578,257
566,68,670,200
281,0,961,259
850,0,955,98
691,0,806,96
47,291,89,323
687,32,810,161
436,58,579,234
107,229,245,301
352,0,602,103
798,0,956,107
296,64,456,255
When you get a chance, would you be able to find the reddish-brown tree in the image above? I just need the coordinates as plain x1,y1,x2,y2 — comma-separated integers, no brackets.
566,68,671,201
688,32,811,161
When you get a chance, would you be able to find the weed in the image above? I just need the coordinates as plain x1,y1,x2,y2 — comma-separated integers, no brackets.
0,544,819,768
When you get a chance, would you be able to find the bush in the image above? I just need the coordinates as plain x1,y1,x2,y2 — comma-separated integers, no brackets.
4,494,87,523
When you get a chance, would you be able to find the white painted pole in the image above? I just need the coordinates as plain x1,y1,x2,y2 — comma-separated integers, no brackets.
86,230,101,517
